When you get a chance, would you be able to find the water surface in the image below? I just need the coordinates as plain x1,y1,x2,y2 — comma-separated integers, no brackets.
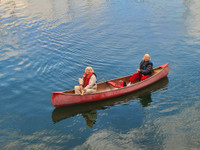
0,0,200,149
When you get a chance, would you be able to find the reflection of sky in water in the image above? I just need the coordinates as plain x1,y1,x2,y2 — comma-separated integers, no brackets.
73,102,200,150
2,103,200,150
1,128,75,149
184,0,200,44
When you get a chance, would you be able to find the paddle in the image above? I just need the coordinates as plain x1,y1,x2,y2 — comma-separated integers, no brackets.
79,78,84,95
80,85,84,95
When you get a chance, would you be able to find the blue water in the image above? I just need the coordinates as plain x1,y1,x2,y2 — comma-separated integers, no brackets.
0,0,200,149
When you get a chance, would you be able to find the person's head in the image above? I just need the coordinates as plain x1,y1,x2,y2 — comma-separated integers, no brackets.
143,54,151,62
85,66,94,74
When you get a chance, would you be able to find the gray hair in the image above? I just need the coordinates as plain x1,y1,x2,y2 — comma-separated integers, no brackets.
143,54,151,60
85,66,94,73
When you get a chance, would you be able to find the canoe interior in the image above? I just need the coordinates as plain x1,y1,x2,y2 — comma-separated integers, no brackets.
63,66,163,94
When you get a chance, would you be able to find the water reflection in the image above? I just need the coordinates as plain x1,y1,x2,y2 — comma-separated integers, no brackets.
52,77,169,127
183,0,200,44
138,92,152,107
82,110,97,128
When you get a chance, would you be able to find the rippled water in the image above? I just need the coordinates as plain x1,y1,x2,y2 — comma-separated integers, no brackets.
0,0,200,149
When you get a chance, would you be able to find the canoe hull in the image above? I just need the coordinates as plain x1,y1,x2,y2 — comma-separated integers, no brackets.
52,63,169,107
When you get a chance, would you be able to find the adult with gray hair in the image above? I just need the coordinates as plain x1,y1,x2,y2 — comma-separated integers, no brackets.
129,54,153,83
74,66,97,95
137,54,153,76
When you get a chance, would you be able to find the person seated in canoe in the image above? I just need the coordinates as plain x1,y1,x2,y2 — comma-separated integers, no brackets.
129,54,153,83
74,66,97,95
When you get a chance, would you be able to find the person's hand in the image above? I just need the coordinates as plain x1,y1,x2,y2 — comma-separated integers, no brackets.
137,68,140,72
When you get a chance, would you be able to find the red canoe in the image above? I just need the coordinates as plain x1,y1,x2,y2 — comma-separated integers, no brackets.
51,63,169,107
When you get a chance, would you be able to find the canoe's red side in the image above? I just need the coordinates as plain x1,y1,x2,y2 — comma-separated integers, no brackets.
51,63,169,107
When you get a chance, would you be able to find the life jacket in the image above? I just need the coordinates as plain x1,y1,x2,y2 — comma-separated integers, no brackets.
108,80,126,88
129,72,149,83
83,72,96,87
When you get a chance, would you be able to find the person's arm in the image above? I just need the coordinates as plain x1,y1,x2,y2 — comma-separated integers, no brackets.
137,61,144,72
84,75,96,90
139,64,152,74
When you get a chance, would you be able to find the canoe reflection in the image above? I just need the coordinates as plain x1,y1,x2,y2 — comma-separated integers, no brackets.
52,77,169,126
